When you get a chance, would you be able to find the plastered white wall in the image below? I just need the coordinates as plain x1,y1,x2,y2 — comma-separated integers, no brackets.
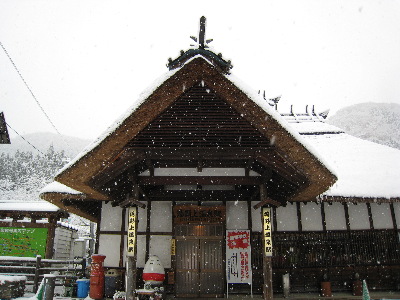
100,202,123,231
226,201,248,229
276,203,298,231
370,203,393,229
301,202,323,231
136,235,146,268
348,203,370,230
150,201,172,232
149,235,172,268
324,203,346,230
137,206,147,232
98,234,121,267
251,201,262,232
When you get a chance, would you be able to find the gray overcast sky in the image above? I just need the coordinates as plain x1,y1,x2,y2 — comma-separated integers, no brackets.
1,0,400,140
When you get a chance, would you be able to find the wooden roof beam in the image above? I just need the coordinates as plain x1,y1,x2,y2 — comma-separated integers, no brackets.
130,147,273,161
255,152,307,187
253,184,282,209
137,176,264,185
90,150,146,188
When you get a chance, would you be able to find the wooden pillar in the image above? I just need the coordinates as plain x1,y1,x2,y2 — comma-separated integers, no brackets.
126,182,140,300
260,185,273,300
119,208,126,268
343,203,351,231
145,199,152,262
321,203,327,232
366,203,374,229
46,216,57,259
390,203,398,230
296,202,302,232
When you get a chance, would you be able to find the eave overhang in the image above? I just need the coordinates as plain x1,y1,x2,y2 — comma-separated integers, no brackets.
40,191,100,222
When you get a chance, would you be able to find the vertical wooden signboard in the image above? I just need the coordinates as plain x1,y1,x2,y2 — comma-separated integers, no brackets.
126,207,137,300
263,208,273,256
127,207,137,256
262,207,273,300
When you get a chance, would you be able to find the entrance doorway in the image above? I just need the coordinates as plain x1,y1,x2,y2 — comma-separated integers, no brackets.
175,224,225,298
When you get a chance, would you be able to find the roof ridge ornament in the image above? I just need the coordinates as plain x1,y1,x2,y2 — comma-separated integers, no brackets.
190,16,213,49
167,17,232,74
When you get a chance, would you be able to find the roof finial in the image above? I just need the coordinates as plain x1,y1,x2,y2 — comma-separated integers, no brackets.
199,16,206,49
190,16,213,49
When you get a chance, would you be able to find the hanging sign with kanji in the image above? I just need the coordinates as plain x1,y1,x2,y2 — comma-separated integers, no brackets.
262,207,273,257
127,207,137,257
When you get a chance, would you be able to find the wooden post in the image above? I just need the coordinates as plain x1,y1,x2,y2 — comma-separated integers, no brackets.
46,216,56,259
260,185,274,300
33,255,42,293
263,257,273,300
126,206,138,300
126,181,139,300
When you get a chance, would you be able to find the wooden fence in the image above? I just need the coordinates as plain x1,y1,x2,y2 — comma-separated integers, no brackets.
0,255,86,292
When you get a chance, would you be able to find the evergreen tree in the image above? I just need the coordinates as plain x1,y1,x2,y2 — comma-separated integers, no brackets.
0,146,69,200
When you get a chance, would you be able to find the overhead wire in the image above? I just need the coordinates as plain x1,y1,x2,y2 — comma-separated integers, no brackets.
4,121,45,156
0,41,71,149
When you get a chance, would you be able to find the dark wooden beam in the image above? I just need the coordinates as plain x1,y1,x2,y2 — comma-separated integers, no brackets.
366,203,374,230
197,159,203,172
119,197,146,209
245,159,254,177
146,158,154,176
145,200,151,262
119,208,126,268
255,151,306,187
321,203,327,232
343,202,351,231
390,203,398,230
90,150,146,188
129,147,273,161
253,185,281,209
143,188,255,201
253,197,281,209
296,202,302,232
137,176,264,185
119,180,146,209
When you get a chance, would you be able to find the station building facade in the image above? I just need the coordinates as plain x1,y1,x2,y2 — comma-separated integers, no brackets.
40,23,400,298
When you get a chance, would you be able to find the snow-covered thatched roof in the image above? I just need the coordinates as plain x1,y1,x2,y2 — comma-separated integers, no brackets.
51,56,336,205
280,114,400,201
0,200,69,220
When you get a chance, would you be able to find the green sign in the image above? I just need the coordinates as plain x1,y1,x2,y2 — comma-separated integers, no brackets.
0,227,48,257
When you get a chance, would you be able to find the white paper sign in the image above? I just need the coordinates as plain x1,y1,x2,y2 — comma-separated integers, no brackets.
226,230,252,284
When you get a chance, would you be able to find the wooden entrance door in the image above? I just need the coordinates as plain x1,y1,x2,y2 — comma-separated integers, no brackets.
175,224,224,298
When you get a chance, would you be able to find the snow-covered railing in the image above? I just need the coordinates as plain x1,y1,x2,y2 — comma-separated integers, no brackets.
0,255,86,293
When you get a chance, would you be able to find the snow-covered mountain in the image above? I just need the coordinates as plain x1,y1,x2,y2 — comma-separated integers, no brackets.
0,132,92,159
327,102,400,150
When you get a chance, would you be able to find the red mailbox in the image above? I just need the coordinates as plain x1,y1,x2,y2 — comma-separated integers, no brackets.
89,254,106,299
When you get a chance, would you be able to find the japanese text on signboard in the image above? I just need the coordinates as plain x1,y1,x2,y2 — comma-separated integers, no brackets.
226,230,252,284
127,207,137,257
263,207,273,256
